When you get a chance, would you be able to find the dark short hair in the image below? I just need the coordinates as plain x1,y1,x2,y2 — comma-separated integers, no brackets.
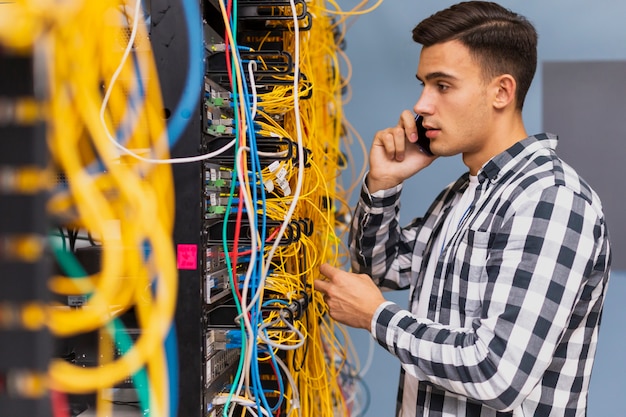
412,1,537,110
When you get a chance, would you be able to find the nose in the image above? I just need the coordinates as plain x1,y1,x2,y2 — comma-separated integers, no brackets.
413,90,433,116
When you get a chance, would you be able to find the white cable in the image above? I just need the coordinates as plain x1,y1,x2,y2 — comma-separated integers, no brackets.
257,150,289,158
221,0,303,411
212,395,270,417
243,408,260,417
258,311,306,350
273,354,301,417
234,145,258,401
344,385,358,415
234,0,303,370
257,0,305,301
209,0,263,408
99,0,141,146
232,4,304,401
247,60,259,119
98,0,237,164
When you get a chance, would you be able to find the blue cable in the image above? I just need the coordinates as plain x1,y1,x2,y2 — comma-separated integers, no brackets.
144,240,179,417
233,46,275,413
223,3,248,413
260,300,289,411
263,328,285,412
113,49,145,156
250,305,273,414
238,55,268,290
166,0,203,147
53,0,202,201
222,2,272,413
165,324,179,417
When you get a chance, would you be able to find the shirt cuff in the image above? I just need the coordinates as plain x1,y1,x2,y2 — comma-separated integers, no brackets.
360,172,403,208
370,301,399,337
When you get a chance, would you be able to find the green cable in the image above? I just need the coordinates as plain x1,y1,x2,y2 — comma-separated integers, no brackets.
221,1,248,414
50,239,152,415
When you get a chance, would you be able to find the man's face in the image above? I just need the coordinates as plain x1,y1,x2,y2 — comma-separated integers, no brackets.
414,40,495,162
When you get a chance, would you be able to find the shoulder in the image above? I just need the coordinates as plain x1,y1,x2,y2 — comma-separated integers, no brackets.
515,148,604,216
484,142,608,232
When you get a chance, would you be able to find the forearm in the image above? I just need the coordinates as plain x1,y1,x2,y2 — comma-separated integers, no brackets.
372,303,519,410
348,180,415,289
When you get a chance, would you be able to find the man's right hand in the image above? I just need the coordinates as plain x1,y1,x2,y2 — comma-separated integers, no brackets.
367,109,437,193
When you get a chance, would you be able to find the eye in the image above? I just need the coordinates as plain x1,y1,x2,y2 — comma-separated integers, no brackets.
438,83,449,91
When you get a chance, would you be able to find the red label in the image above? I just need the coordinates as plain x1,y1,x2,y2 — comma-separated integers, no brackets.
177,244,198,270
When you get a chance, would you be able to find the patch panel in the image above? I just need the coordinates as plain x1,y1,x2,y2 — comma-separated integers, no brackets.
204,267,232,305
205,347,241,405
204,77,234,137
205,163,233,189
205,244,227,273
205,329,228,358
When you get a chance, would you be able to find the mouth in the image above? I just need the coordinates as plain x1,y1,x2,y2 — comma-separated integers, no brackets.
425,129,439,139
422,123,440,139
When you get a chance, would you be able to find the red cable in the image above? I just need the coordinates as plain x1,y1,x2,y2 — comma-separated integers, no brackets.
224,0,233,89
226,0,244,312
51,390,70,417
227,227,280,258
231,186,245,306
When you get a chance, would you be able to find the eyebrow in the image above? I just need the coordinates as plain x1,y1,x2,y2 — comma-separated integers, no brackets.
415,72,458,83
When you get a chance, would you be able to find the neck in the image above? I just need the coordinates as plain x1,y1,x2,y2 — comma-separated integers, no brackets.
464,112,527,175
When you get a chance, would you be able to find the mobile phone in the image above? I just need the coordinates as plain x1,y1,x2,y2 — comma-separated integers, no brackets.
414,114,433,156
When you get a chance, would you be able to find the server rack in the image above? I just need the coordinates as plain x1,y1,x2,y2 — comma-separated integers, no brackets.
0,49,52,416
0,1,359,415
150,1,205,415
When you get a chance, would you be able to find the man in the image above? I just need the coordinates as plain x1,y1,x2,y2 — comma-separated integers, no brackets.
314,2,611,416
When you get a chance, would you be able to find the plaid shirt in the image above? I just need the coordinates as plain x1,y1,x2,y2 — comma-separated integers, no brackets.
349,133,611,417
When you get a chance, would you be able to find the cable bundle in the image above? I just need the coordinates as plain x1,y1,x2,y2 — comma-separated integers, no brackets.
2,1,177,415
0,0,381,416
210,1,381,416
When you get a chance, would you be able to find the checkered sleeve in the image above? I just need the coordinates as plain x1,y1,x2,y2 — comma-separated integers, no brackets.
372,184,609,411
349,175,460,291
348,180,416,290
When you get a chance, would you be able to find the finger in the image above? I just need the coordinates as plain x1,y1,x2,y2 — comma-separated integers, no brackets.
399,109,418,144
390,126,407,161
373,129,395,160
375,127,406,161
313,278,330,294
319,263,340,280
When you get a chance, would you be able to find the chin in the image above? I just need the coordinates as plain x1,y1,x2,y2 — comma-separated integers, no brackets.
432,143,462,158
428,145,446,157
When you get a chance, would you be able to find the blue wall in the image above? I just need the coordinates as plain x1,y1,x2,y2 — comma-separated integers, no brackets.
341,1,626,415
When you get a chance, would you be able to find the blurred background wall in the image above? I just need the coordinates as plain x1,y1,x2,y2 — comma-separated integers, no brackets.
341,1,626,415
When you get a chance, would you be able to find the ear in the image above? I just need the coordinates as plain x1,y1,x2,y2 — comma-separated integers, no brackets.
492,74,516,109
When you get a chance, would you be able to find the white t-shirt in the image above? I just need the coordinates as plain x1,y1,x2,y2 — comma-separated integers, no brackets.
401,174,479,417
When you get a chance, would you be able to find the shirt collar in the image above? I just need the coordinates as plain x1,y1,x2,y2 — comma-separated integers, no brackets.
477,133,559,184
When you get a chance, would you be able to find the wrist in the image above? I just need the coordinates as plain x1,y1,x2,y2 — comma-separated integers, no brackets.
366,175,401,194
369,301,395,334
